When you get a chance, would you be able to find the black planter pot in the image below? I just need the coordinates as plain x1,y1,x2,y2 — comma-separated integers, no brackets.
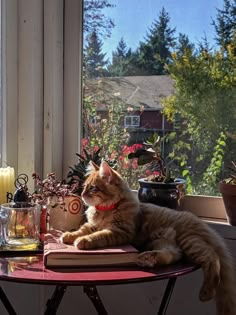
138,178,186,210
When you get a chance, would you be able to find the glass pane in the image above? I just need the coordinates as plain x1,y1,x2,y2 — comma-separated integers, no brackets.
82,0,236,194
125,116,132,127
132,117,140,127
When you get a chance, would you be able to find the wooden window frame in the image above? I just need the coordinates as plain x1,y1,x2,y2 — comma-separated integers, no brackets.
1,0,232,225
1,0,83,190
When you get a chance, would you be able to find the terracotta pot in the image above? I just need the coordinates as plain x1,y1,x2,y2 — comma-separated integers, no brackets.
219,181,236,225
138,178,186,210
48,195,84,232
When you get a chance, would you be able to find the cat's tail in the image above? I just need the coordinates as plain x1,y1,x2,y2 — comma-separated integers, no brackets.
215,241,236,315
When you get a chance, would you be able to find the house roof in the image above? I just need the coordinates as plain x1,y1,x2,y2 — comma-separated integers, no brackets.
84,75,174,110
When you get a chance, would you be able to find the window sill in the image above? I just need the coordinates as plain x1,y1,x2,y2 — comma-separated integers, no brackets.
182,195,236,239
182,194,226,220
133,191,236,237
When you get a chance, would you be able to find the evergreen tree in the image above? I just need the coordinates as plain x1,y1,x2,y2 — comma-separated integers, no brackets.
84,31,109,78
176,33,195,57
137,7,176,75
114,37,129,58
108,37,133,76
84,0,115,40
212,0,236,51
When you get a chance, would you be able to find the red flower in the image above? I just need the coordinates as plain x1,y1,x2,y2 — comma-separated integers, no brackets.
82,138,88,148
122,144,143,156
93,146,99,152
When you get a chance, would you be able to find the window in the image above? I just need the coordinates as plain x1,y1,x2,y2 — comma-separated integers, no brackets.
124,116,140,128
82,0,235,199
89,116,97,125
2,0,235,222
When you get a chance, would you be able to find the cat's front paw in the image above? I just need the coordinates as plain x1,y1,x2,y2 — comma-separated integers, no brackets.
74,236,95,249
60,232,78,244
136,251,157,268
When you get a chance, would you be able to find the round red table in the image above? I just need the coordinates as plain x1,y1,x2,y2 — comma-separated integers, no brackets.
0,253,199,315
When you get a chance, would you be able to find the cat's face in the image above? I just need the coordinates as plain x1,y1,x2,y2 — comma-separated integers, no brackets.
81,161,122,207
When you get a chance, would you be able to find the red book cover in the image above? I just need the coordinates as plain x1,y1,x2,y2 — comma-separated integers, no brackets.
43,232,138,268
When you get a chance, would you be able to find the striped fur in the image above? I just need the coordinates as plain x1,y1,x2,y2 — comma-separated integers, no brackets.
61,161,236,314
136,204,236,314
61,161,140,249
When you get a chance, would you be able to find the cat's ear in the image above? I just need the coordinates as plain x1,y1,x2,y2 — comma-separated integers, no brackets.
99,161,113,183
89,160,99,171
87,160,99,174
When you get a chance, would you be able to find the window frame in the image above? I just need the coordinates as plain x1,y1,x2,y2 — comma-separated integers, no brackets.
1,0,83,190
124,115,140,128
1,0,229,223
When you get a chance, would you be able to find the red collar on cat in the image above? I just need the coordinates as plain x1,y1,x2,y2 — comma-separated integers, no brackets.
95,203,117,211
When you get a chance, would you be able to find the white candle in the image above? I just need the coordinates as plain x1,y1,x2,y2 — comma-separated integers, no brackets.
0,167,15,204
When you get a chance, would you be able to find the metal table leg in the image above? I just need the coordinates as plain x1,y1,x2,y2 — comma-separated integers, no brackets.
84,285,108,315
0,286,17,315
44,284,67,315
157,277,177,315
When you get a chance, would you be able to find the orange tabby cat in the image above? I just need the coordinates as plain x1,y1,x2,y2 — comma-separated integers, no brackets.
61,161,236,315
61,161,140,249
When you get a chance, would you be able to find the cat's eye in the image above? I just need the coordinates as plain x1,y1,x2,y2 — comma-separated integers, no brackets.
90,185,99,193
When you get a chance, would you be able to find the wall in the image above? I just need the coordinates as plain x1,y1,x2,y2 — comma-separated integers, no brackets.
140,110,173,131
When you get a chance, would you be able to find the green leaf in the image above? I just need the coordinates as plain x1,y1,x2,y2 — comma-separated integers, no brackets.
219,141,226,146
182,169,189,176
180,161,186,167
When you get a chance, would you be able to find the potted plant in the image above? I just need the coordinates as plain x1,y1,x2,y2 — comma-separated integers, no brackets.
67,148,103,195
128,133,185,210
67,147,117,194
30,172,84,232
219,161,236,225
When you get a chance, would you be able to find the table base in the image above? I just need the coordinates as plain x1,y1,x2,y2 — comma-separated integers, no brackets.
0,278,176,315
0,286,17,315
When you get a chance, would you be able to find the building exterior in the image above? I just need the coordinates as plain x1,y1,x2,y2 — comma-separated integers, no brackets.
84,75,176,143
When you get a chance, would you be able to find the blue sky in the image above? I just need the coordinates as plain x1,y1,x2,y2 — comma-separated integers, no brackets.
102,0,224,61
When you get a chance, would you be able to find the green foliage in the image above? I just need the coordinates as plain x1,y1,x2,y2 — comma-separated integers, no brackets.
164,38,236,137
67,148,102,195
201,132,227,195
67,148,117,194
84,5,196,77
82,1,236,196
128,133,174,183
84,0,115,40
165,131,193,193
165,130,227,195
83,91,128,156
106,6,179,76
84,31,109,78
108,38,134,76
82,75,145,189
212,0,236,51
137,7,176,75
175,33,195,58
162,30,236,195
